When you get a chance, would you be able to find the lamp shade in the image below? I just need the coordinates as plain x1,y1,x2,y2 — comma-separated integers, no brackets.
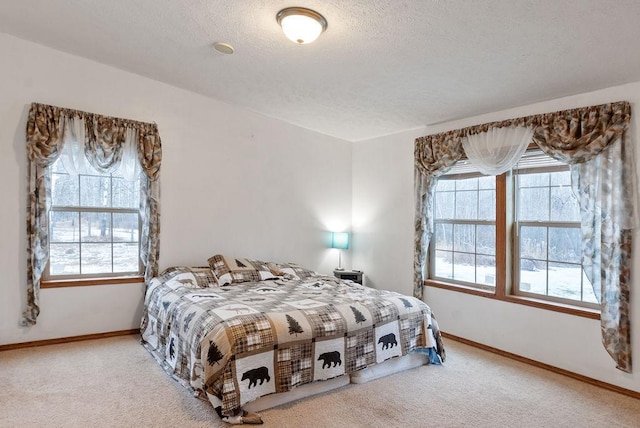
331,232,349,250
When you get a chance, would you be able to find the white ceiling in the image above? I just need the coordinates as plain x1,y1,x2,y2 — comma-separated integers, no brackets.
2,0,640,142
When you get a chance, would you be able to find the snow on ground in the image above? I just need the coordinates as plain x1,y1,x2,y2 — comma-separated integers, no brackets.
434,258,597,304
49,224,139,275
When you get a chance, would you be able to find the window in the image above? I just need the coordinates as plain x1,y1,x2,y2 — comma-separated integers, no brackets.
428,152,597,312
47,158,141,280
431,174,496,289
515,168,596,306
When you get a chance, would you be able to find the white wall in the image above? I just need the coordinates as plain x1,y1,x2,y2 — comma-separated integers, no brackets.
352,82,640,392
0,33,352,345
352,127,426,293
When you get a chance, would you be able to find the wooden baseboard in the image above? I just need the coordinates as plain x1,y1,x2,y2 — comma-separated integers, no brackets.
0,329,140,352
442,332,640,400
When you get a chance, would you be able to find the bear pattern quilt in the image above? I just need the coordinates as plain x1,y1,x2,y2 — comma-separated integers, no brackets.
141,267,445,418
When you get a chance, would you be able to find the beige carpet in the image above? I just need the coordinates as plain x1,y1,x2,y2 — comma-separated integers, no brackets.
1,335,639,427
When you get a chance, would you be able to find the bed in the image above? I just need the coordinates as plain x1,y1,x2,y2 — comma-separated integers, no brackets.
140,256,446,424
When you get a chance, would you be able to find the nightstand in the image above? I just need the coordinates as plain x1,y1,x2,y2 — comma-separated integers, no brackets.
334,270,363,285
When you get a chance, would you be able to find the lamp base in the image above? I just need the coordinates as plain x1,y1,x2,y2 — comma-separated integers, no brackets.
334,267,344,271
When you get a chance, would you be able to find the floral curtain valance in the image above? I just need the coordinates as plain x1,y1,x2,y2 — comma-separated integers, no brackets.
416,101,631,172
414,100,636,372
27,103,161,179
23,103,162,327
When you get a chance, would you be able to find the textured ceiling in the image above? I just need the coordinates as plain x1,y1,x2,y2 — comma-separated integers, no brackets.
2,0,640,141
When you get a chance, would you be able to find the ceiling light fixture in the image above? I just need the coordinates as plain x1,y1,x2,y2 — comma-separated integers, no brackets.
276,7,327,45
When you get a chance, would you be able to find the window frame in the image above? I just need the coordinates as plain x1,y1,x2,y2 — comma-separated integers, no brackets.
425,156,600,320
42,162,144,287
430,172,497,291
512,165,598,310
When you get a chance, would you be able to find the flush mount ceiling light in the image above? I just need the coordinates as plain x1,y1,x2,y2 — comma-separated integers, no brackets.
276,7,327,44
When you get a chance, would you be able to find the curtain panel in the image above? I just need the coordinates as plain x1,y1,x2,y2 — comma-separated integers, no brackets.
532,102,635,372
413,130,464,299
414,101,636,372
23,103,162,326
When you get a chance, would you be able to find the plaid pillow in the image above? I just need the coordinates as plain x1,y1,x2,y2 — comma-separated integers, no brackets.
155,266,219,288
267,262,318,280
207,254,277,286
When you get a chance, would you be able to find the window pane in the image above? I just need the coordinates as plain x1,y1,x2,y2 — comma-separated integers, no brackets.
519,172,549,188
519,259,547,295
51,159,68,173
113,243,139,272
548,227,581,263
455,177,478,191
548,262,583,301
455,191,478,219
113,212,139,242
476,255,496,287
478,189,495,220
435,192,454,219
434,250,453,279
50,211,79,243
518,187,549,221
476,225,495,255
453,224,475,253
49,243,80,275
434,223,452,250
81,212,111,242
583,271,598,304
550,187,580,221
81,243,112,274
436,179,455,191
51,173,79,206
478,176,495,190
80,175,111,207
453,252,475,283
550,170,571,186
112,178,140,209
520,226,547,260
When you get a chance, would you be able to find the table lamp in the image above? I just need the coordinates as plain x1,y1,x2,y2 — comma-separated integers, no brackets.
331,232,349,271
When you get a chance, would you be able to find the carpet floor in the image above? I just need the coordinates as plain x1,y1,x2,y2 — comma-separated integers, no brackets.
1,335,639,427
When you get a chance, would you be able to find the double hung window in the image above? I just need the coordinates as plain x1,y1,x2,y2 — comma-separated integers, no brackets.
429,151,595,311
47,158,141,279
515,166,597,306
432,172,496,289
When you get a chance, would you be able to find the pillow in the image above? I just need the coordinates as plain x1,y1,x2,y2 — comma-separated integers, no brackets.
267,262,318,280
207,254,277,286
157,266,219,288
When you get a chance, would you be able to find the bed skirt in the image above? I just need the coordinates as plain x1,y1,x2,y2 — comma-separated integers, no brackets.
242,352,428,412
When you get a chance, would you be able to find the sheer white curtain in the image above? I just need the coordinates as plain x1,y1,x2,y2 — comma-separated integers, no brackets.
119,128,142,181
59,116,140,181
60,116,88,175
463,126,533,175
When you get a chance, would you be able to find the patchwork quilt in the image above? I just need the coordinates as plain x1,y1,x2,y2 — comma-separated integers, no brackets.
141,267,445,419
